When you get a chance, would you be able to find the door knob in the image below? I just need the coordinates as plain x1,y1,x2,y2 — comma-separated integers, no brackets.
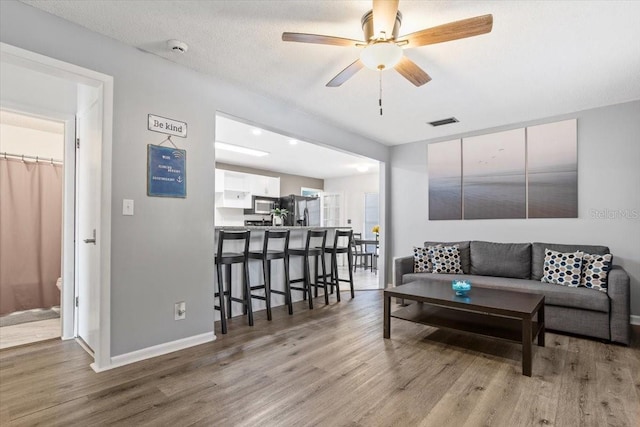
84,229,96,245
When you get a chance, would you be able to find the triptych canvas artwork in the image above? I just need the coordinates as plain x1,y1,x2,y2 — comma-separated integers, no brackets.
428,119,577,220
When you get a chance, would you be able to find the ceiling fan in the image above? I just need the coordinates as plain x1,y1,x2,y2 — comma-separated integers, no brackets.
282,0,493,88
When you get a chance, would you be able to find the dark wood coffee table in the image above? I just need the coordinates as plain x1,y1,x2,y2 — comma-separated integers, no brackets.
384,280,545,376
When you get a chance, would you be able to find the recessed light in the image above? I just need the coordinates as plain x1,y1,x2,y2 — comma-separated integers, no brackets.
289,139,298,145
252,128,262,136
215,142,269,157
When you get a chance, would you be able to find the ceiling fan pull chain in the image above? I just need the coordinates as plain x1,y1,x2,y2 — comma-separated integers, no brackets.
379,70,383,116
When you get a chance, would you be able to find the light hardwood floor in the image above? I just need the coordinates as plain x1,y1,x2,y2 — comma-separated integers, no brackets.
1,291,638,426
0,318,60,350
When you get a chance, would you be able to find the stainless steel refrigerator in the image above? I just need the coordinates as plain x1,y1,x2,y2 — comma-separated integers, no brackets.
279,195,321,226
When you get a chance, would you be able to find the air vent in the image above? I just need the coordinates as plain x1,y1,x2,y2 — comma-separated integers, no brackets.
428,117,459,127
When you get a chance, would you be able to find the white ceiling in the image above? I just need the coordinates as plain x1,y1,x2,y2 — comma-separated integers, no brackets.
21,1,640,146
216,114,379,179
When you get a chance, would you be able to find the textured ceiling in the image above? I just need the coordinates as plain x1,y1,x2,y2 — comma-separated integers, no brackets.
21,1,640,146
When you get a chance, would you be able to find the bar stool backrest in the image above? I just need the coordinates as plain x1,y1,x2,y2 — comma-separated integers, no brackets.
216,230,251,261
306,229,327,252
262,229,290,255
332,229,353,250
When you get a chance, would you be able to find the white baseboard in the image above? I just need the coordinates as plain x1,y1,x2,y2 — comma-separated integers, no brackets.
631,315,640,326
91,331,216,373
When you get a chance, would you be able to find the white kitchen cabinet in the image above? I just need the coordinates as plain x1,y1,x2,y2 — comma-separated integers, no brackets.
215,169,251,208
247,174,280,197
265,176,280,197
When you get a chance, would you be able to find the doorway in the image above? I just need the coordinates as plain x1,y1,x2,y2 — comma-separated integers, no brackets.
214,112,386,290
0,111,65,349
0,43,113,370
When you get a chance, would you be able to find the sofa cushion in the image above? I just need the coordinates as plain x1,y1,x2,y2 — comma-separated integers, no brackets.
470,241,531,279
429,245,463,274
401,273,609,313
424,241,471,274
413,246,433,273
541,249,584,287
581,253,613,292
532,242,609,281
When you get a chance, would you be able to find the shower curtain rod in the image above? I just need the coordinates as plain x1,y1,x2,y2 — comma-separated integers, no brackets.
1,152,63,165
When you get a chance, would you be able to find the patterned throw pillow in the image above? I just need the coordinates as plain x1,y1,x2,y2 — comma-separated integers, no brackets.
429,245,463,274
580,253,612,292
413,244,443,272
413,246,431,272
541,249,584,287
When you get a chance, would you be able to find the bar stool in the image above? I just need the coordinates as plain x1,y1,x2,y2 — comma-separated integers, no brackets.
248,229,291,321
289,229,328,308
214,230,252,334
323,229,355,301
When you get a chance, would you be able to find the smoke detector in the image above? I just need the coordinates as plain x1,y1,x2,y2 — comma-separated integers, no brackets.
167,39,188,53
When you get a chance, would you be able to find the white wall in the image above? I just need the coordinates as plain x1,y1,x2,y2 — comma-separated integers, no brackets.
0,123,64,159
324,171,379,235
0,60,77,114
390,100,640,316
0,1,389,357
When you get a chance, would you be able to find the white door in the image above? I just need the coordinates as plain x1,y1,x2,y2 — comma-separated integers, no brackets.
75,87,102,351
320,192,343,227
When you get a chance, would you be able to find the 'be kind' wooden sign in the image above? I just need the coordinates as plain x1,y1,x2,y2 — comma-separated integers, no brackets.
148,114,187,138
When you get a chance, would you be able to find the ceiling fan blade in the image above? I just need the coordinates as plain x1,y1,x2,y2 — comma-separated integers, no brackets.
326,59,365,87
394,56,432,87
400,14,493,47
282,32,363,47
372,0,399,39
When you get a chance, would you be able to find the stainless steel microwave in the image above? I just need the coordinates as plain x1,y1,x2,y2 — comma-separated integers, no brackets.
253,197,276,214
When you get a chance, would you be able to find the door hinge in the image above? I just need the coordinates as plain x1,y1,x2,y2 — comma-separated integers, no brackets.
76,138,80,149
75,296,79,307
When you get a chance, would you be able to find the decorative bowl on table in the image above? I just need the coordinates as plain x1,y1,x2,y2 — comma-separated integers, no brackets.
452,280,472,297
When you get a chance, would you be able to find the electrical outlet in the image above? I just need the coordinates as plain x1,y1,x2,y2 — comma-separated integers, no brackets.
174,301,186,320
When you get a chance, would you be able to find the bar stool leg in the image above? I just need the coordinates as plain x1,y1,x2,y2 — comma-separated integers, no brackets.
319,253,329,305
244,260,254,326
283,256,293,315
328,253,335,295
313,255,319,299
225,264,233,319
216,262,227,334
263,259,272,321
333,252,341,302
301,256,308,301
347,249,355,299
304,255,313,309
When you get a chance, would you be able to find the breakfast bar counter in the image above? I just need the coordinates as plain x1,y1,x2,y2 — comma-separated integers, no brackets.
214,226,350,320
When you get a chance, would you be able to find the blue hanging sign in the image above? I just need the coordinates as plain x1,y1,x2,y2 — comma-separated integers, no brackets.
147,144,186,198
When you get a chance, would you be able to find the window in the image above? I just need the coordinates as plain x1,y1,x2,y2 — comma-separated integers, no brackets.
301,187,322,197
364,192,379,240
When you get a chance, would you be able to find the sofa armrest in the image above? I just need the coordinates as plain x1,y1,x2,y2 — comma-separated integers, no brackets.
608,265,630,345
394,256,414,287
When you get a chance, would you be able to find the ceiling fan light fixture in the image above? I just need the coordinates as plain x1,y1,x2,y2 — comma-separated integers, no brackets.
360,42,402,70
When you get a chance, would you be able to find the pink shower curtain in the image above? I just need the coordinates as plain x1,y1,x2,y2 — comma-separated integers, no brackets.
0,158,63,315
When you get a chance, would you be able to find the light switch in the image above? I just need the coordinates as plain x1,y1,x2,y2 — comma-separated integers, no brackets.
122,199,134,216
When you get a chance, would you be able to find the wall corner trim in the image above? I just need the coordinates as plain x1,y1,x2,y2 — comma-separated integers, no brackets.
90,331,216,373
630,315,640,326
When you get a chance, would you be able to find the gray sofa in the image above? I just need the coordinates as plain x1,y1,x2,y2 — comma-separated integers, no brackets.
394,241,630,345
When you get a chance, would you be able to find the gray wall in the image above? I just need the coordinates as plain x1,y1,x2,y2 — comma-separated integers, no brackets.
215,162,324,196
0,1,389,356
390,100,640,316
